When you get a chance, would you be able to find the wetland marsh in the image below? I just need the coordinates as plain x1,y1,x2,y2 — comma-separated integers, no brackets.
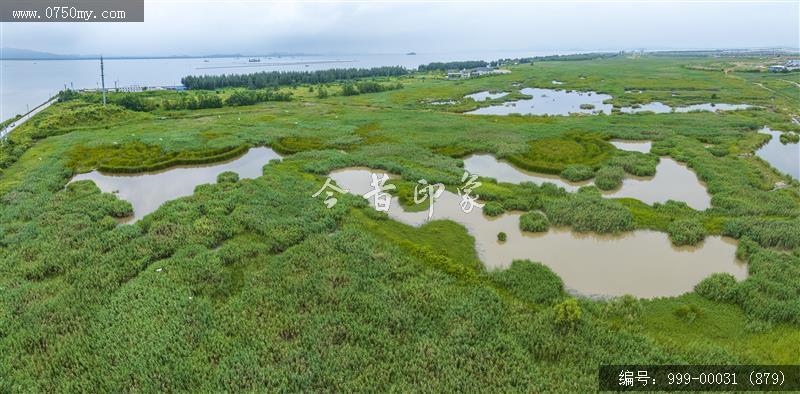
1,54,799,391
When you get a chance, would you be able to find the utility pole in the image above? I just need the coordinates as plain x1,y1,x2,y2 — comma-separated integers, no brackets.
100,56,107,106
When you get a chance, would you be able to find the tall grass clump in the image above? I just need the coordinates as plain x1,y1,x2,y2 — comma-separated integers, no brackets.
519,211,550,232
560,164,594,182
489,260,564,305
695,273,738,302
667,218,707,246
608,151,659,177
594,166,625,190
482,201,505,217
722,218,800,249
543,192,633,233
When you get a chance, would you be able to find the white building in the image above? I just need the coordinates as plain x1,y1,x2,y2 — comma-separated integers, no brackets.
117,85,143,93
448,67,511,79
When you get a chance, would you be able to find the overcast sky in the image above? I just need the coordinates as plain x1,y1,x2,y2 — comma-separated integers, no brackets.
2,1,799,56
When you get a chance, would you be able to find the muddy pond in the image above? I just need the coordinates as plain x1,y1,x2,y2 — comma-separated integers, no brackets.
465,91,509,101
610,140,653,153
330,167,744,298
466,88,613,116
755,127,800,180
69,147,283,221
620,102,752,114
463,146,712,211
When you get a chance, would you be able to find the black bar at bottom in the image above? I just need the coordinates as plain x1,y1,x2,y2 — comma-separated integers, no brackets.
599,365,800,391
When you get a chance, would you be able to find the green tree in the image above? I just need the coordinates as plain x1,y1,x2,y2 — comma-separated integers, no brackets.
342,83,359,96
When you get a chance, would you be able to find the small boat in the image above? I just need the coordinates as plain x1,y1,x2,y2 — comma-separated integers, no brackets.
248,58,261,63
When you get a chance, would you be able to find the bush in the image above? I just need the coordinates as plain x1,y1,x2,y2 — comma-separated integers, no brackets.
113,94,152,112
780,132,799,144
57,89,80,102
519,211,549,232
490,260,564,305
695,273,737,302
483,201,505,216
225,90,259,106
225,89,292,106
356,81,390,94
579,103,595,110
497,232,507,242
217,171,239,183
560,164,594,181
603,295,641,323
342,83,359,96
667,218,707,246
196,93,223,109
554,298,582,330
594,166,624,190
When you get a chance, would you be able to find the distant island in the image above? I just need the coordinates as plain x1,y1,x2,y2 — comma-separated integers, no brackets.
406,52,417,55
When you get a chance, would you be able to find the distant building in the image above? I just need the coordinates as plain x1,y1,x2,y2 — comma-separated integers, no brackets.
447,67,512,79
769,60,800,72
447,70,462,79
470,67,494,77
117,85,143,92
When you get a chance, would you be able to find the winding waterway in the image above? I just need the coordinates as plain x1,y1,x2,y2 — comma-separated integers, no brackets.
330,167,743,298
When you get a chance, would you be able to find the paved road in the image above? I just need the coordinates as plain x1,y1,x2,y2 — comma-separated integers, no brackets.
0,98,56,139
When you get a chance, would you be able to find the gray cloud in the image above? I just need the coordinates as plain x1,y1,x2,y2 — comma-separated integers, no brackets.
2,1,798,56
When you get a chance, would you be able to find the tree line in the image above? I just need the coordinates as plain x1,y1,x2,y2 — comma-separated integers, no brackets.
181,54,624,89
181,66,408,90
414,53,620,73
417,61,488,72
494,52,621,66
341,81,403,96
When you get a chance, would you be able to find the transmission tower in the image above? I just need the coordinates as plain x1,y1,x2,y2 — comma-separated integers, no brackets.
100,56,107,106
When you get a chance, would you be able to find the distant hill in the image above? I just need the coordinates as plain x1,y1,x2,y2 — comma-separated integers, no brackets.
1,48,321,60
1,47,82,60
